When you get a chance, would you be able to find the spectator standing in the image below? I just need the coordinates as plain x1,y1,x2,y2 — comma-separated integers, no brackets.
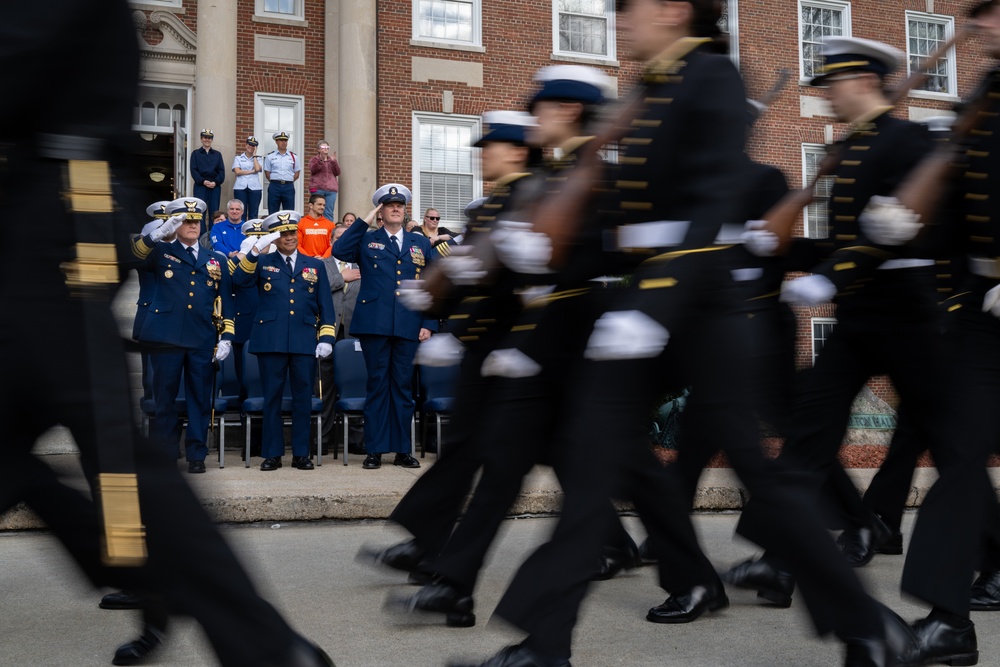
309,140,341,220
332,183,436,470
190,130,225,229
415,207,458,248
263,131,299,213
297,194,336,258
210,199,247,258
232,136,263,220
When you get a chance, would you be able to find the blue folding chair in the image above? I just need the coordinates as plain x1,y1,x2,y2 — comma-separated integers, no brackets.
332,338,368,466
417,364,457,458
241,352,324,467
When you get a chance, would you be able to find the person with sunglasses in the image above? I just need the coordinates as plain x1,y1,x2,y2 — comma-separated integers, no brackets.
415,208,458,248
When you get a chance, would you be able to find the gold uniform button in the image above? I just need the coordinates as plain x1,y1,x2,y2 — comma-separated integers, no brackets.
189,292,194,297
373,264,377,268
290,278,295,283
190,281,195,286
395,291,401,296
289,288,295,293
191,271,196,275
290,310,295,315
289,299,295,304
397,260,402,265
397,270,401,275
396,281,401,285
187,304,192,309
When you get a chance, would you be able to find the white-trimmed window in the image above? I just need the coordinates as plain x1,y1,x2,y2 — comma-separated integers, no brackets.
413,0,481,47
133,84,188,134
799,0,851,81
412,112,482,230
256,0,304,21
130,0,181,7
802,143,834,239
553,0,616,61
255,93,305,215
811,317,837,361
906,11,956,98
720,0,739,66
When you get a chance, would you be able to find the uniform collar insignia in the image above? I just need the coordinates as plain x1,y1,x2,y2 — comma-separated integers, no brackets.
644,37,710,81
848,105,893,134
495,171,532,188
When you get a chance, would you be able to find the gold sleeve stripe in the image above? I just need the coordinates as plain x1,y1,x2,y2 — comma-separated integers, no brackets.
227,260,237,275
131,236,153,259
437,243,452,256
239,256,257,273
319,325,337,337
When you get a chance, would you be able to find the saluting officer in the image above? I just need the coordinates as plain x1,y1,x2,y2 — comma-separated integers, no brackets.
264,131,300,213
234,210,337,471
232,136,263,220
131,197,235,473
134,200,171,404
332,184,436,469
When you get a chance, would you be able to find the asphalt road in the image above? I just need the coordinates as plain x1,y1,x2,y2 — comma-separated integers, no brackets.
2,514,996,667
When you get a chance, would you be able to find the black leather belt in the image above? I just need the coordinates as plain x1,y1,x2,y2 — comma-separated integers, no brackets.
274,180,291,185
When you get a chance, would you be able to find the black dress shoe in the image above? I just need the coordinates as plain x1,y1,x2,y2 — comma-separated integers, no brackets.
357,538,426,572
646,584,729,623
592,534,642,581
909,615,978,666
260,457,282,471
187,460,206,474
390,579,476,627
100,590,144,610
876,530,904,555
272,634,336,667
838,513,892,567
291,456,315,470
447,643,571,667
393,453,421,468
843,638,890,667
112,625,166,665
362,453,382,469
721,557,795,607
971,570,1000,611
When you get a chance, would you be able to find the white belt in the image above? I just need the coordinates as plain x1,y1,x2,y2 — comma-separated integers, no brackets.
969,256,1000,279
714,223,745,245
877,258,934,270
731,267,763,282
614,220,690,249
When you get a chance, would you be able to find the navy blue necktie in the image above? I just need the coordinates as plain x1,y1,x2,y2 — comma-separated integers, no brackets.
186,246,196,262
286,255,293,272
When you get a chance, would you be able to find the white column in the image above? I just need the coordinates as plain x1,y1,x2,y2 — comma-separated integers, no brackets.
339,0,378,216
193,0,238,204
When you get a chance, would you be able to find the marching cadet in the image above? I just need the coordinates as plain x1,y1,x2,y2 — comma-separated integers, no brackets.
453,2,910,667
132,197,235,474
234,210,337,471
332,184,435,470
264,131,300,213
133,200,171,404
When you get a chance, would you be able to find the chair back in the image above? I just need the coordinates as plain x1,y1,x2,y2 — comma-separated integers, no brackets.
418,364,458,402
333,338,368,400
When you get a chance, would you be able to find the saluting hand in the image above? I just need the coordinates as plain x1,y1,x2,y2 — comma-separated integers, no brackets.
150,214,186,242
253,232,281,255
239,236,257,256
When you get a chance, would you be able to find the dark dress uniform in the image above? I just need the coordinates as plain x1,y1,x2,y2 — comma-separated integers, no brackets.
332,188,438,459
131,200,236,466
0,1,332,664
190,137,225,223
233,213,337,468
483,38,888,665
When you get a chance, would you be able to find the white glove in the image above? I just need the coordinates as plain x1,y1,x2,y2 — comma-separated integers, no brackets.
214,340,232,362
239,236,257,255
584,310,669,360
860,196,922,246
315,342,333,358
398,280,433,312
481,348,542,378
741,220,779,257
415,333,464,367
440,255,487,285
779,275,836,306
149,214,186,242
983,285,1000,319
140,219,161,237
491,221,553,274
253,232,281,254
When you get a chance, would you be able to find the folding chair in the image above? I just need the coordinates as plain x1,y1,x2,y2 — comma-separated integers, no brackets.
332,338,367,466
417,364,457,458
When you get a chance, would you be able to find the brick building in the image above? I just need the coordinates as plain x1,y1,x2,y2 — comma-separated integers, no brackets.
130,0,993,402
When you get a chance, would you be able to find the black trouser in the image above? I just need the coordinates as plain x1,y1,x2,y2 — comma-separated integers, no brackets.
903,280,1000,616
494,253,884,660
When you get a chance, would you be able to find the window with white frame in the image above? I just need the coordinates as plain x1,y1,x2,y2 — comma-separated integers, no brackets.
255,93,305,215
802,143,834,239
906,11,956,97
811,317,837,361
413,113,482,230
799,0,851,81
413,0,481,47
719,0,739,65
256,0,304,21
130,0,182,7
553,0,616,60
133,85,188,134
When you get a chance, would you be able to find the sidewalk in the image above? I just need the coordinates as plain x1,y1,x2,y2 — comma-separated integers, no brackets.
3,425,981,530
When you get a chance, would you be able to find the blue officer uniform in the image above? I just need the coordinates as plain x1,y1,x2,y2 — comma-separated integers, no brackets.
233,211,337,469
134,201,171,403
190,130,226,224
210,218,246,257
332,184,437,459
131,198,235,466
232,136,263,221
263,131,299,213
